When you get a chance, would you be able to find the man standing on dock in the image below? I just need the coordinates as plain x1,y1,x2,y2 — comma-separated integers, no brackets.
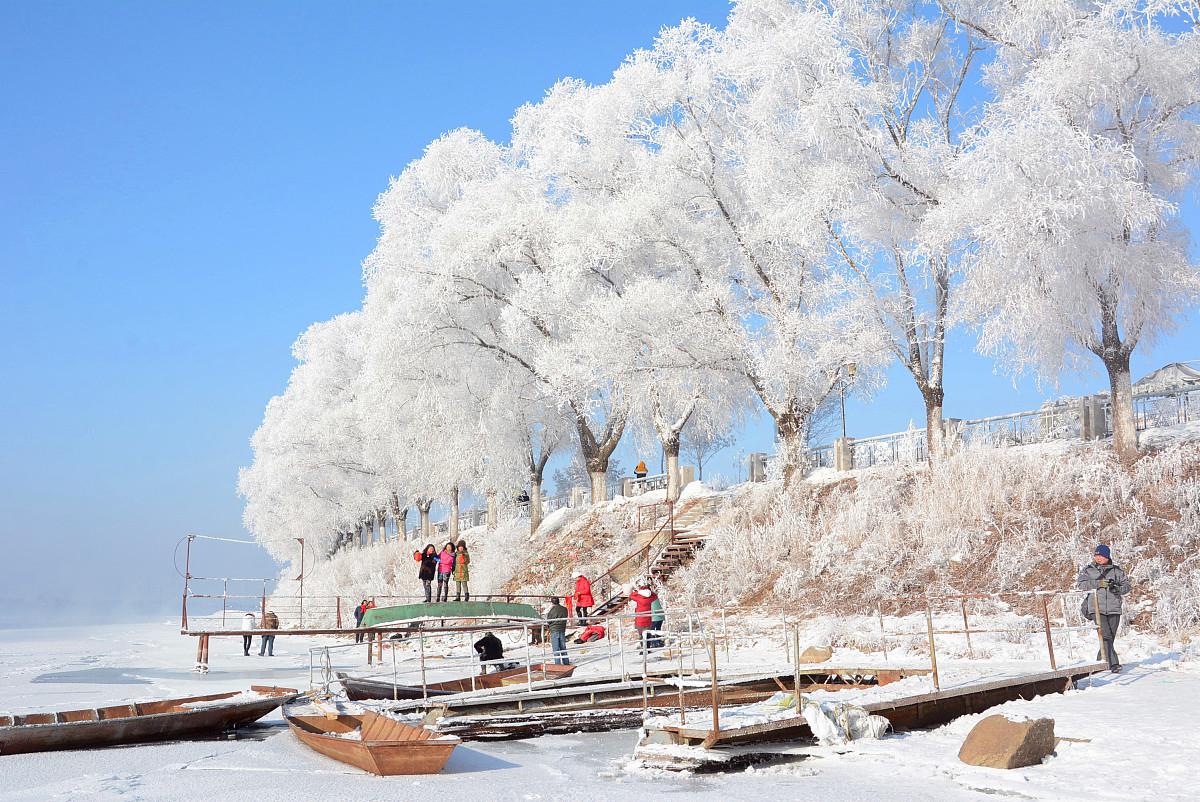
1077,542,1131,673
547,597,570,666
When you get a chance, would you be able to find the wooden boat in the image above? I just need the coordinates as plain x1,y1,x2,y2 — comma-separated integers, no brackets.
0,685,300,755
285,705,459,775
338,663,576,701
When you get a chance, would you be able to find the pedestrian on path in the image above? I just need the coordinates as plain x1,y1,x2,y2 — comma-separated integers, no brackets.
572,571,594,624
437,542,455,603
241,612,255,656
414,544,438,603
259,610,279,657
354,598,368,643
453,541,470,602
629,586,658,653
1077,542,1132,672
648,595,666,649
547,597,571,666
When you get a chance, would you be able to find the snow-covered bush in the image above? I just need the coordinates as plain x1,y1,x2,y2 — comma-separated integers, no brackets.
673,440,1200,637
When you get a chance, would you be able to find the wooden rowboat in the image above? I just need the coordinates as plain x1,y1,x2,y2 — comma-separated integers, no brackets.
338,663,576,701
0,685,300,755
285,705,460,775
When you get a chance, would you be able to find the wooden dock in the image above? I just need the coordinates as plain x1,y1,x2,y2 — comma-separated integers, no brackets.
649,662,1106,753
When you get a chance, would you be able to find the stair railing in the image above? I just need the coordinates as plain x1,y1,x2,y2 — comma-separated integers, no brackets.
591,502,676,613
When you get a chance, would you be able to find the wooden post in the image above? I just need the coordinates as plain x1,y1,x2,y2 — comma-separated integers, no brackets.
419,628,428,701
722,607,729,660
367,631,374,666
642,633,649,714
925,600,940,691
678,635,686,726
1093,589,1107,666
1040,594,1057,670
708,638,720,736
792,625,801,712
960,598,973,659
878,607,888,663
336,597,342,629
260,581,267,618
617,616,628,682
525,624,533,691
221,579,228,628
391,644,398,702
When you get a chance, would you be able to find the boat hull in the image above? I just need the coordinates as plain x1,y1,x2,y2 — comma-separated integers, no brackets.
286,710,459,775
339,664,575,701
0,687,300,756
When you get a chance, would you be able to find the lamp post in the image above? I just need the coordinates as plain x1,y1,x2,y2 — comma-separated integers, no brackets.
840,362,858,439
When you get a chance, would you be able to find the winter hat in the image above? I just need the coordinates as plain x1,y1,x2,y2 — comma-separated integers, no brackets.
1094,544,1112,560
638,588,652,598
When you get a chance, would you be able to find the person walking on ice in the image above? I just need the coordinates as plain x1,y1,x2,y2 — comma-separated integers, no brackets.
1077,542,1131,673
241,612,255,656
258,610,279,656
547,597,571,666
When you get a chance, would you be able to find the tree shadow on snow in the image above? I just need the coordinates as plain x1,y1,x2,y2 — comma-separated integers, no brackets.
440,746,520,774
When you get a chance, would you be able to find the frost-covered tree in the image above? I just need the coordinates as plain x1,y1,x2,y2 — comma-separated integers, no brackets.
239,312,382,560
617,16,889,480
935,0,1200,463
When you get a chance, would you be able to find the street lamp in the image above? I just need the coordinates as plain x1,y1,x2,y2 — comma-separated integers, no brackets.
840,362,857,439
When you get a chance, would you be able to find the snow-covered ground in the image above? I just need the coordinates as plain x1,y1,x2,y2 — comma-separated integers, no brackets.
1,621,1197,801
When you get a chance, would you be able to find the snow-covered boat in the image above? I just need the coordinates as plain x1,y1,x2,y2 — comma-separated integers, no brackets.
0,685,300,755
338,663,576,700
285,704,460,775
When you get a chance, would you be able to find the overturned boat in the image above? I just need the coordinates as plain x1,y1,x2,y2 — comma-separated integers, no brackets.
285,702,460,775
0,685,300,755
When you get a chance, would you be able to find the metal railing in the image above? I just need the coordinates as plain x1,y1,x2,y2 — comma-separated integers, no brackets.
792,380,1200,474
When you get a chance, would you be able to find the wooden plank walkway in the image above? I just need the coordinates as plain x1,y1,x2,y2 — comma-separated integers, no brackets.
656,662,1106,748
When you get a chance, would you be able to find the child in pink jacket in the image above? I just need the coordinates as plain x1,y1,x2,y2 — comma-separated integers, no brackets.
436,542,455,603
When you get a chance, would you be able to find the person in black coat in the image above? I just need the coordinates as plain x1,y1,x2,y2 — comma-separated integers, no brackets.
413,544,438,603
474,631,504,673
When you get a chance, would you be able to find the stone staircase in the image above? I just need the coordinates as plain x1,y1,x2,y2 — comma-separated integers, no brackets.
591,496,718,616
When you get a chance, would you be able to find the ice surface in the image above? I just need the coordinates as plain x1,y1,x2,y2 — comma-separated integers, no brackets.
0,621,1197,801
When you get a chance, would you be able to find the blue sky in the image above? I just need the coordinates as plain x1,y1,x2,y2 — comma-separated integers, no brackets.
0,1,1195,627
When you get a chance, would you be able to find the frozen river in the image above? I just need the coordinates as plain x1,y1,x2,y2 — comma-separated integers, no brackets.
1,621,1196,801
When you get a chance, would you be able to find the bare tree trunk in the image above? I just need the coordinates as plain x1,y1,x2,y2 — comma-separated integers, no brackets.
1092,284,1139,465
572,401,627,505
664,437,682,502
354,522,363,548
377,509,388,544
417,499,432,540
589,471,607,504
529,482,543,534
448,486,460,541
1105,352,1138,464
774,409,811,485
923,386,945,465
389,493,407,541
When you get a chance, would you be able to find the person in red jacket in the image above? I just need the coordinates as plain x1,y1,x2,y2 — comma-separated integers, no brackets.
628,586,658,652
572,571,594,625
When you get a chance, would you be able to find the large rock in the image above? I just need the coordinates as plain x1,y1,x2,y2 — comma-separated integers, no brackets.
798,645,833,663
958,715,1056,770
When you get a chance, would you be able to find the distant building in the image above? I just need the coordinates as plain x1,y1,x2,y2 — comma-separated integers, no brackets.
1134,362,1200,394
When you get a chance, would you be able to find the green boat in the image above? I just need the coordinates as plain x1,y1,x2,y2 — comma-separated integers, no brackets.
361,601,540,627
